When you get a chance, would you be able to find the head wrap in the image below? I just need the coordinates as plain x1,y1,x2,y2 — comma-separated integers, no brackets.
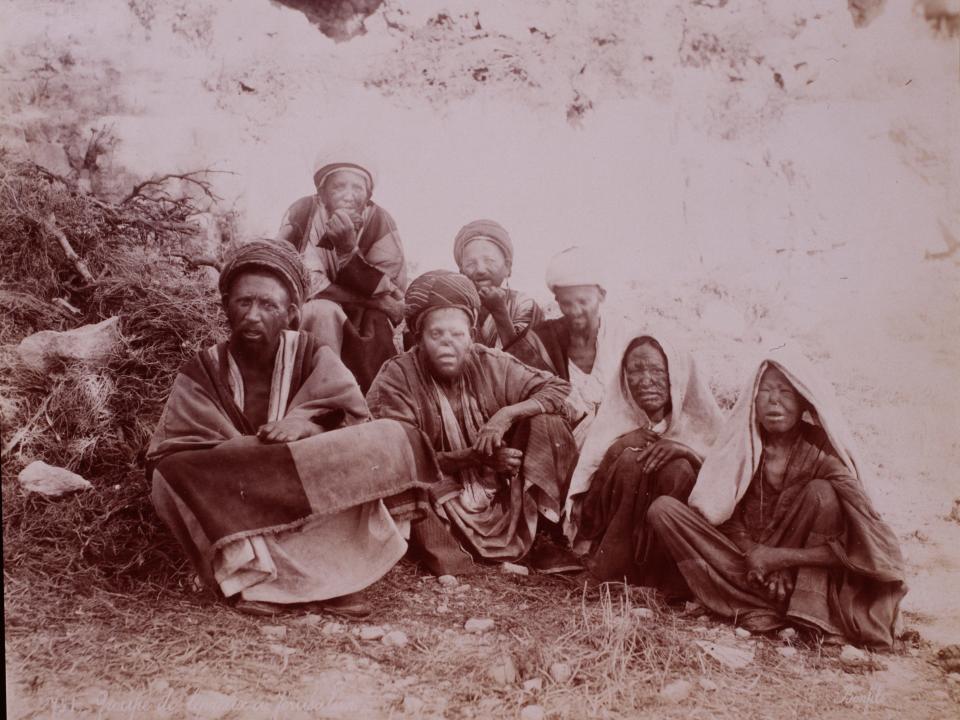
313,160,374,196
404,270,481,333
688,345,868,525
453,219,514,270
218,240,309,307
566,327,725,533
545,246,605,292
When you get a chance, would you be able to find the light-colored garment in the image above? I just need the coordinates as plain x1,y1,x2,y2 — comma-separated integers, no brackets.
688,346,869,525
148,330,423,603
565,329,725,533
564,314,630,448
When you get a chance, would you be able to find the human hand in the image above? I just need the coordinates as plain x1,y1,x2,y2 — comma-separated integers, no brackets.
478,446,523,475
477,286,509,314
373,294,405,325
763,568,794,605
474,408,515,456
325,209,358,253
257,417,322,444
745,544,786,586
634,438,689,475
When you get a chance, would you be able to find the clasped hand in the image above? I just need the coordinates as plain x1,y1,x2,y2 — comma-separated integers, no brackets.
632,431,690,475
325,209,359,253
472,409,522,474
745,544,795,604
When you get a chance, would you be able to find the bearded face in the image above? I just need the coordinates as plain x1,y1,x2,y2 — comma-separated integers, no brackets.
224,272,296,354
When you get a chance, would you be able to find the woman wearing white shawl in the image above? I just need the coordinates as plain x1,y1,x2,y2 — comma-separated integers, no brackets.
567,331,724,588
649,347,906,647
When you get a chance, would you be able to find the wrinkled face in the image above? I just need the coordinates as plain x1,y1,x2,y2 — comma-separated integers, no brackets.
624,341,670,421
458,238,510,289
319,170,370,225
755,366,803,435
554,285,605,332
225,272,296,352
420,307,474,381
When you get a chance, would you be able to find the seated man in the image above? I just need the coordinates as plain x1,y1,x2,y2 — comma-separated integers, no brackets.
453,219,543,349
148,241,435,618
506,246,628,448
276,158,406,392
367,270,579,575
648,348,906,647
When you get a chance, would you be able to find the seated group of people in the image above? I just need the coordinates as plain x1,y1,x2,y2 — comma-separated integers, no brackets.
146,158,906,648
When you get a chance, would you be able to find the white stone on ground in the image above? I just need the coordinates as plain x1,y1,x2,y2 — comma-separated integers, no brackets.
522,678,542,692
17,317,121,371
382,630,408,647
437,575,458,587
464,618,495,633
18,461,92,497
549,662,572,683
259,625,286,640
359,625,386,641
520,705,546,720
659,679,693,703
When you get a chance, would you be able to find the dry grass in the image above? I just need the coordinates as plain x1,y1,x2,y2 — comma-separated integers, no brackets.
7,559,920,720
0,154,224,592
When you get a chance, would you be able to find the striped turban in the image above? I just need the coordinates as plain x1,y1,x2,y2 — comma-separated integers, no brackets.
453,219,513,270
404,270,481,333
313,160,374,196
218,240,309,307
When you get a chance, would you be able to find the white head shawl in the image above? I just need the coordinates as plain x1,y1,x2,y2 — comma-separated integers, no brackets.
565,329,725,522
688,345,866,526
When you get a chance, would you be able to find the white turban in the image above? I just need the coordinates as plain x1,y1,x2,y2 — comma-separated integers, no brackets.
545,246,605,292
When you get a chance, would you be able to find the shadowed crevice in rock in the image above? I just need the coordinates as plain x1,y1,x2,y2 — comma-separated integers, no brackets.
271,0,384,41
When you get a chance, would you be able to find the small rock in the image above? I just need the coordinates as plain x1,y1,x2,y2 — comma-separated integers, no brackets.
382,630,408,647
522,678,543,692
436,603,450,614
695,640,754,670
267,644,297,657
18,461,92,497
778,646,798,658
549,662,572,684
698,678,718,692
697,614,710,622
839,645,869,668
438,574,459,587
402,695,424,714
684,601,703,614
17,316,121,371
631,607,655,620
488,654,518,685
465,618,496,633
659,679,693,703
454,583,472,594
259,625,287,640
520,705,545,720
502,562,530,575
291,613,322,627
321,621,345,635
148,678,171,693
778,627,797,641
936,644,960,673
734,627,752,639
946,672,960,684
359,625,386,641
185,690,234,719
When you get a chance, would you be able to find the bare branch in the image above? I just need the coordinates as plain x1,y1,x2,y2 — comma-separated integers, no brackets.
35,211,97,285
170,252,221,271
121,170,233,205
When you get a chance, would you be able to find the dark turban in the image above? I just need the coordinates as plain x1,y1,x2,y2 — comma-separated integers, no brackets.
218,240,309,307
404,270,480,333
453,219,513,270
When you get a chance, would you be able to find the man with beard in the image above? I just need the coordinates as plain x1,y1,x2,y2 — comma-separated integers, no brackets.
506,246,628,449
148,241,435,617
366,270,581,575
276,159,406,392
